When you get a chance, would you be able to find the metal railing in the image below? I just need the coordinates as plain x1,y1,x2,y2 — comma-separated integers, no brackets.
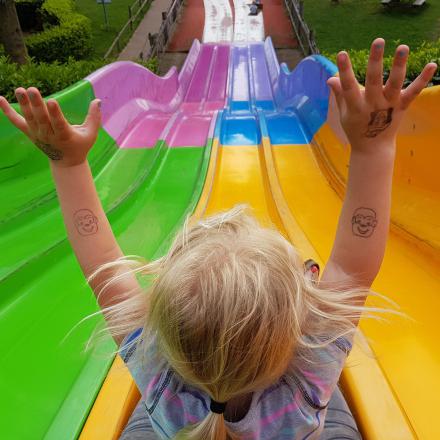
104,0,153,59
146,0,184,59
284,0,319,55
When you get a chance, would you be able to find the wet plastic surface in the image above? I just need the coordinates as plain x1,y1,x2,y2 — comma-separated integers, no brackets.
1,34,439,440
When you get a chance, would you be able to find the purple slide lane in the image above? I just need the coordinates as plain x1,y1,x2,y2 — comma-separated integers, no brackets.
250,43,273,103
87,43,230,148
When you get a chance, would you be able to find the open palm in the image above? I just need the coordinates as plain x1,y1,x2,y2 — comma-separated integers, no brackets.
327,38,437,151
0,87,101,167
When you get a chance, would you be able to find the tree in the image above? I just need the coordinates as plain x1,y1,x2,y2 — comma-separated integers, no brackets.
0,0,28,64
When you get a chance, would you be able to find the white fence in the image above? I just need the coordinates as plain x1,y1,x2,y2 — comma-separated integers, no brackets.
146,0,185,59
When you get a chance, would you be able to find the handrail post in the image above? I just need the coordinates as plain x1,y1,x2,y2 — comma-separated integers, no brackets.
128,6,133,30
308,29,314,54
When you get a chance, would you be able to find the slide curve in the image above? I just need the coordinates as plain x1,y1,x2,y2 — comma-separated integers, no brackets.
1,37,439,440
0,41,226,439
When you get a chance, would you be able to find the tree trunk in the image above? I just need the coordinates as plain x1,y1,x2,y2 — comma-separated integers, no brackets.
0,0,28,64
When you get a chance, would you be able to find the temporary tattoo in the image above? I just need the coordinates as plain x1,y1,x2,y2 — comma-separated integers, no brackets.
74,209,99,236
365,108,393,138
35,141,63,161
352,207,378,238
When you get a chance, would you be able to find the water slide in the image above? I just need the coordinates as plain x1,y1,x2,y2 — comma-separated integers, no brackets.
0,42,227,438
1,7,439,440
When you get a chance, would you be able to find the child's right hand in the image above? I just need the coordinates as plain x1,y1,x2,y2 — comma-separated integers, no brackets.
0,87,101,167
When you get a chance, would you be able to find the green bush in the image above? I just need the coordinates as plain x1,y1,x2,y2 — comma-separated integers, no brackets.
26,0,93,62
323,39,440,86
0,57,159,102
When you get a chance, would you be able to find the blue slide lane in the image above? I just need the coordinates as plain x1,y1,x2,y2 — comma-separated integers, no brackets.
219,39,338,146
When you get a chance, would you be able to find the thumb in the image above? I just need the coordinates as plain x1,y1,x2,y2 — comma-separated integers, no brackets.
84,99,101,133
327,77,344,111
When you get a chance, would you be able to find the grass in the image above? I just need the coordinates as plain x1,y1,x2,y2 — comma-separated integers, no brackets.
303,0,440,55
75,0,150,58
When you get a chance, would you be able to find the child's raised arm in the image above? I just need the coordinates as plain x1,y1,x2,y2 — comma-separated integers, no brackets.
0,88,140,343
321,39,437,297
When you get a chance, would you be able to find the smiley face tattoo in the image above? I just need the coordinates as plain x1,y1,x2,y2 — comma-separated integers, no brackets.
74,209,99,236
365,108,393,138
352,207,378,238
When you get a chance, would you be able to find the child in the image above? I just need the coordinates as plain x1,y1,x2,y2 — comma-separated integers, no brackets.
0,39,436,439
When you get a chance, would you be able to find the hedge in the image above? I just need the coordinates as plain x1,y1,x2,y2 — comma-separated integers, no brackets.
323,39,440,86
0,57,159,102
25,0,93,63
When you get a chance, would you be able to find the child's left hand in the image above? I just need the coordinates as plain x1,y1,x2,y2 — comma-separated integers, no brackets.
327,38,437,153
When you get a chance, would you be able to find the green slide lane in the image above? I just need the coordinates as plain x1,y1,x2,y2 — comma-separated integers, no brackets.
0,81,213,439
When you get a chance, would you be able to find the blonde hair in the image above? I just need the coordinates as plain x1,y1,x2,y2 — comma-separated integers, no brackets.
90,206,389,440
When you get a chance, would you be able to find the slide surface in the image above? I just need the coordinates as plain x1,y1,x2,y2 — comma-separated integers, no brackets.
1,35,439,440
201,41,440,440
0,42,227,439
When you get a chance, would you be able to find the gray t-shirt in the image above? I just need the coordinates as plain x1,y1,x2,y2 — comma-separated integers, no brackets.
121,330,351,439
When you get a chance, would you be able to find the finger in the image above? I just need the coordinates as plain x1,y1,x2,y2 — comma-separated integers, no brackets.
0,95,30,135
365,38,385,104
336,52,362,112
400,63,437,110
327,77,345,112
83,99,102,134
15,88,38,133
47,99,70,139
27,87,53,138
383,45,409,102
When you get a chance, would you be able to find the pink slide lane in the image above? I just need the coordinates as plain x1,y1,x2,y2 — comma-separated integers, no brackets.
86,42,230,148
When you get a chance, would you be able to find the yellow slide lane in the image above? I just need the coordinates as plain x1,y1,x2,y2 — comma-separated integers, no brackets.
305,87,440,439
197,140,415,439
198,118,439,438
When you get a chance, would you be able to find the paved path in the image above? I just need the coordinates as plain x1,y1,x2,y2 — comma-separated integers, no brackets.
118,0,172,60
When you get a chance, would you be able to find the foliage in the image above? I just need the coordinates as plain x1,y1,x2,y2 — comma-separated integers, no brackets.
25,0,93,62
323,39,440,86
74,0,152,58
303,0,440,55
0,56,159,102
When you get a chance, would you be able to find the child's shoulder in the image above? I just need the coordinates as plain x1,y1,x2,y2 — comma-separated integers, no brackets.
286,335,353,408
